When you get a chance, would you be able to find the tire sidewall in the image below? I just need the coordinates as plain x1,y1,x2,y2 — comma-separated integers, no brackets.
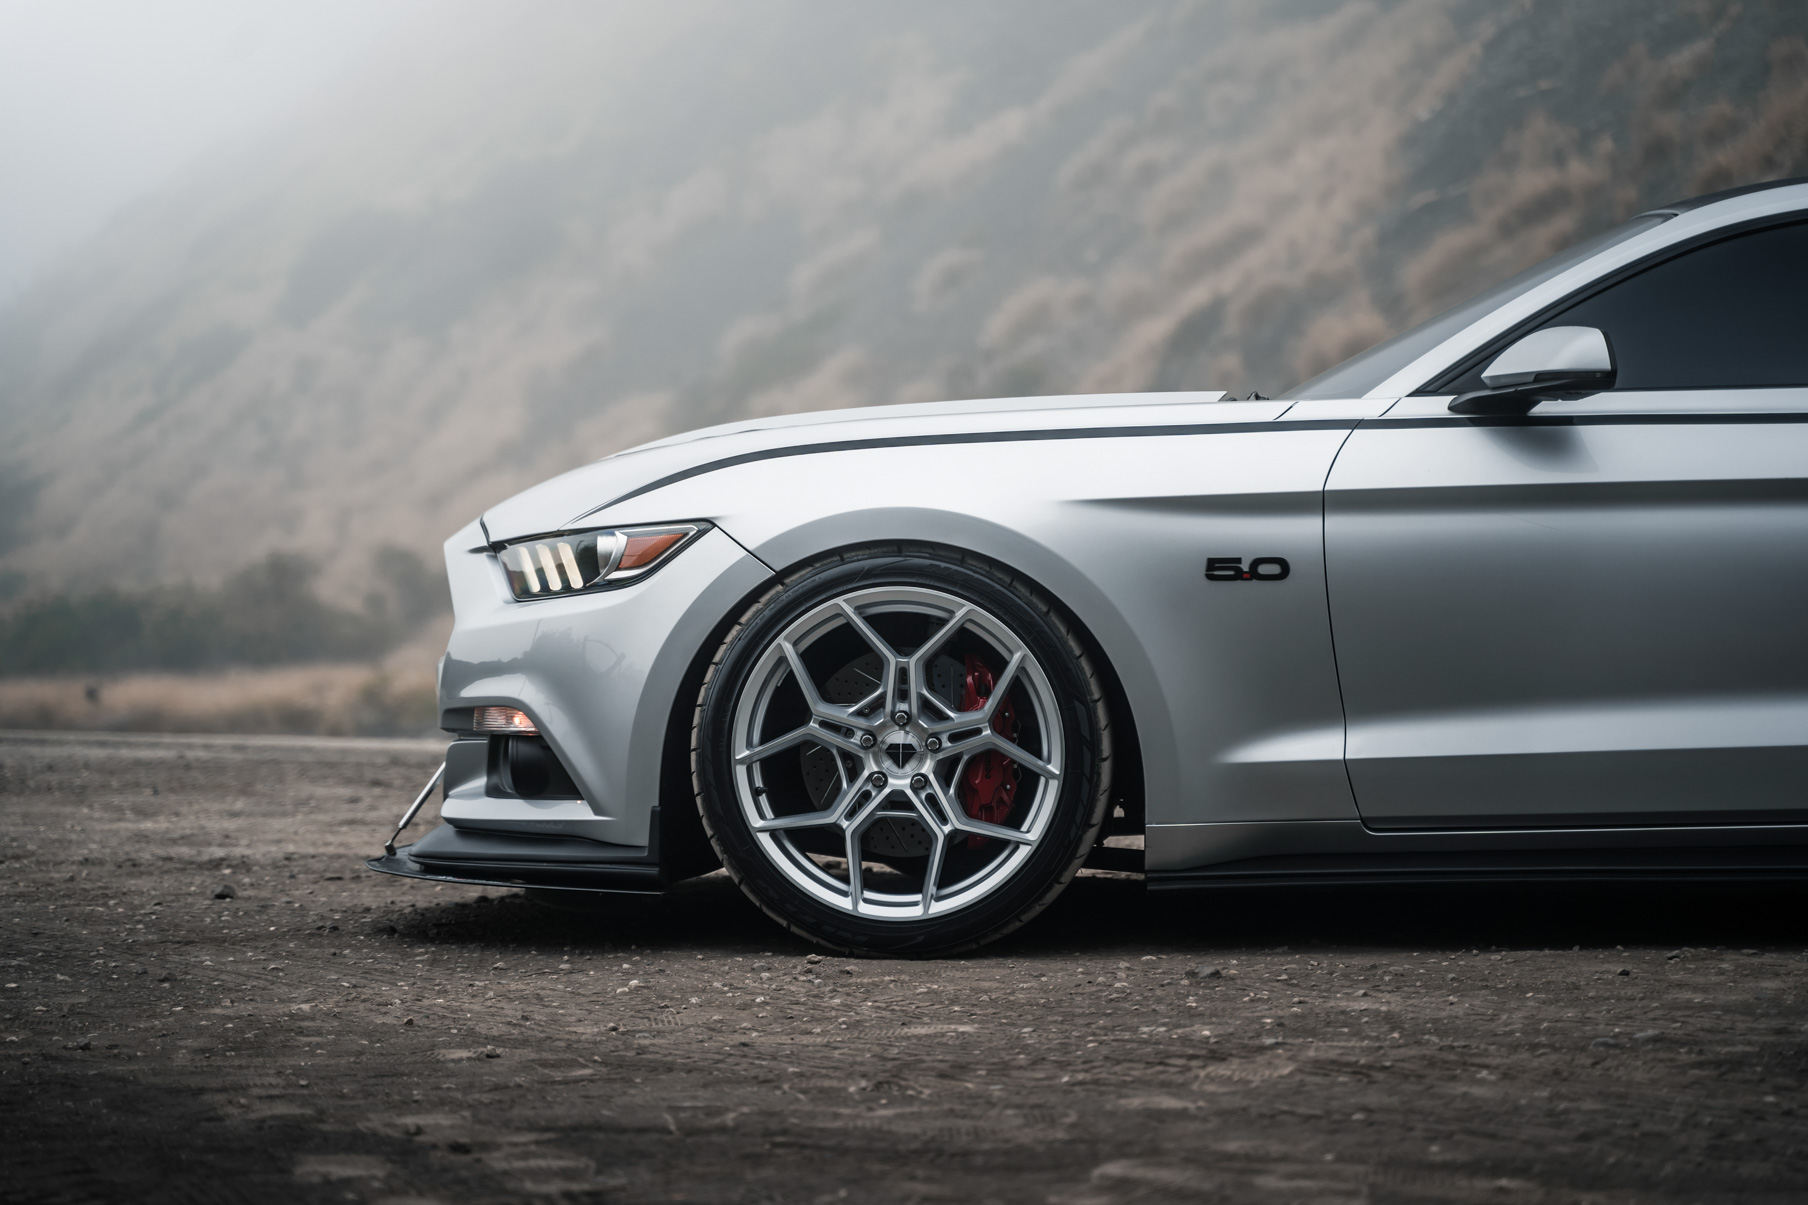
695,550,1104,956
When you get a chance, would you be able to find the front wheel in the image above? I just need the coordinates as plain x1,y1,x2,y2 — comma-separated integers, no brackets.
692,546,1112,956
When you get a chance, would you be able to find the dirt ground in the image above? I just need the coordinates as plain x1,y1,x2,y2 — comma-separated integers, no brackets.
2,731,1806,1205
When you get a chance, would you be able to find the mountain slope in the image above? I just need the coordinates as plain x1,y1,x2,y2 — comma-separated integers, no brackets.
1,0,1803,599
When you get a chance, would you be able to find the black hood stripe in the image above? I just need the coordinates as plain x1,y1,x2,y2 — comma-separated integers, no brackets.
567,418,1361,524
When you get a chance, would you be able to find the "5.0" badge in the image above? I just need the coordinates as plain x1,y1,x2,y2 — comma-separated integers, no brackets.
1205,557,1290,582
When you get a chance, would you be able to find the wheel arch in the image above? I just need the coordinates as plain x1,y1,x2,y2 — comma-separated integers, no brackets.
655,532,1147,884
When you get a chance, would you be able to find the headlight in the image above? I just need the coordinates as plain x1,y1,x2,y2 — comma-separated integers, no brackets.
496,523,705,600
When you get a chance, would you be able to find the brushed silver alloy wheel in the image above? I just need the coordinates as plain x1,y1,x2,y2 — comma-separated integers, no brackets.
728,584,1064,920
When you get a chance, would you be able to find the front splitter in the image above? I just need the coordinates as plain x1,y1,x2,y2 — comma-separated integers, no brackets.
367,846,664,895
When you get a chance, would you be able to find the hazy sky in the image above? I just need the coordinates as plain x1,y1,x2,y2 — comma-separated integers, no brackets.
0,0,424,300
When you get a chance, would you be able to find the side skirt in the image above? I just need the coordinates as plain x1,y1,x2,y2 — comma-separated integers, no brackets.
1148,845,1808,890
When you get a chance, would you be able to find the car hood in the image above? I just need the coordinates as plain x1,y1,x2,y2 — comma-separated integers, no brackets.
482,389,1282,542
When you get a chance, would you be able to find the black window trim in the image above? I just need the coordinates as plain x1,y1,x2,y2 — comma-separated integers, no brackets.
1417,212,1808,396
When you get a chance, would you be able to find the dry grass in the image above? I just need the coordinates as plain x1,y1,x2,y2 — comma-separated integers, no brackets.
0,662,436,736
0,625,447,737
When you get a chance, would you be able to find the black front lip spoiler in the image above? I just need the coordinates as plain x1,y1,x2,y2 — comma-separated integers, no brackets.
367,847,664,895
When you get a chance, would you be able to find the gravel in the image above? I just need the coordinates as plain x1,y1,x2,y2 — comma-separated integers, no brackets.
1,730,1806,1203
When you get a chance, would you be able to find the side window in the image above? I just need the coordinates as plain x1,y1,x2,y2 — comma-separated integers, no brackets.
1445,220,1808,394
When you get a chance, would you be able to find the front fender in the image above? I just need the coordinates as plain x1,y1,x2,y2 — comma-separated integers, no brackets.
579,426,1362,845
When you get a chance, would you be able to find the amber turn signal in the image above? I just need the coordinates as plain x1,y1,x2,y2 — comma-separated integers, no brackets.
473,706,539,735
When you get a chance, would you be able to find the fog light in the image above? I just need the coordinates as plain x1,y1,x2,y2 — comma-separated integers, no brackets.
473,706,538,735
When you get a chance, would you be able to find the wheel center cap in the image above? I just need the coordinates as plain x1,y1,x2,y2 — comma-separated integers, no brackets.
881,731,920,771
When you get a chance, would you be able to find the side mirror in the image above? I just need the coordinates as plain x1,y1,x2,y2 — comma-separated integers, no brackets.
1449,326,1615,415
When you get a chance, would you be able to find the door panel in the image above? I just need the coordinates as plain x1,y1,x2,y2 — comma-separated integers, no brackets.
1325,392,1808,828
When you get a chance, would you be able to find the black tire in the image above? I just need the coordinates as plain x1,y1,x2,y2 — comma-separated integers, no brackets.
692,544,1113,956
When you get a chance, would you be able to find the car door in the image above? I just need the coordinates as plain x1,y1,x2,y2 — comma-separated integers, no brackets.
1324,217,1808,829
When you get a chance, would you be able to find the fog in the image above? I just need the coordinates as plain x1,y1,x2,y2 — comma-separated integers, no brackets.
0,0,1804,689
0,0,421,299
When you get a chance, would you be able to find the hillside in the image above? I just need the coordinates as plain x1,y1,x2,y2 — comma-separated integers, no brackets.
1,0,1803,603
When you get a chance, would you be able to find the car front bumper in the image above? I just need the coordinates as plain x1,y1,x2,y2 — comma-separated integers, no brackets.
374,519,768,883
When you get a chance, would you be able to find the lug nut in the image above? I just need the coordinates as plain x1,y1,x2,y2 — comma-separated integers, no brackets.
910,774,927,790
894,710,911,726
926,737,941,751
868,771,886,788
859,733,876,748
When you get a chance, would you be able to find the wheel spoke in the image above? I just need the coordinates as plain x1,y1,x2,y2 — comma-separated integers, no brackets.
734,724,817,765
937,754,1034,843
904,607,973,712
836,600,905,711
780,640,857,724
810,724,872,759
835,598,901,660
919,649,1026,735
837,788,896,914
904,786,952,915
736,721,866,765
946,728,1059,780
979,651,1025,722
911,605,973,669
949,813,1037,845
843,823,866,914
750,776,862,832
918,690,959,721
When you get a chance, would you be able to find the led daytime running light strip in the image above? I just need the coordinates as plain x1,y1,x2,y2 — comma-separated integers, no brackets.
497,524,701,600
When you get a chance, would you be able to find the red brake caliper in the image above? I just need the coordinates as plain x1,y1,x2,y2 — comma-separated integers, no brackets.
958,653,1018,848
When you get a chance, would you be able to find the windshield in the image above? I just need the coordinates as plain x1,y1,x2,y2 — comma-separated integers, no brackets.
1284,215,1669,399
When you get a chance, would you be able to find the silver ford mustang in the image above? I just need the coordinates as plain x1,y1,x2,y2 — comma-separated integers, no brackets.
371,177,1808,955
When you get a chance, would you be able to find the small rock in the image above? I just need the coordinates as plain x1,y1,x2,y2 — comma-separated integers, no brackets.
751,961,769,970
805,954,822,964
213,885,236,900
481,1047,500,1059
1616,968,1630,976
447,1140,473,1154
1665,950,1683,960
1589,1037,1620,1049
1741,949,1759,956
403,1017,415,1026
1184,965,1222,980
